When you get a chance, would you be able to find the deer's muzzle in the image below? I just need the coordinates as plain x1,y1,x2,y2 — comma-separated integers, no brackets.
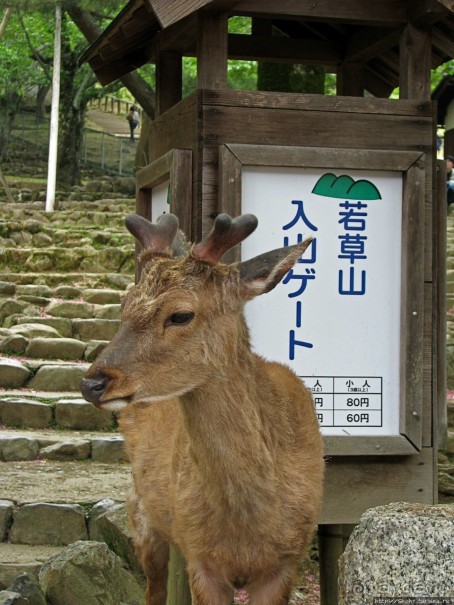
80,372,111,407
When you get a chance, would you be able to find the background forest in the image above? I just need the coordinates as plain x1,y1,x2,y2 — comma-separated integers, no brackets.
0,0,452,187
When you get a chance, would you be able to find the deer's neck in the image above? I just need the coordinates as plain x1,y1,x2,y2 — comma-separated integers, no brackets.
179,352,275,516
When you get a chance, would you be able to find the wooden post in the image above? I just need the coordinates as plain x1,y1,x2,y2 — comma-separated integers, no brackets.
319,524,355,605
156,51,182,116
399,24,431,100
337,62,364,97
166,546,192,605
197,11,228,89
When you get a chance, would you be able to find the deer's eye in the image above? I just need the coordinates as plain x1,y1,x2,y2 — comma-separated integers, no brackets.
165,312,195,327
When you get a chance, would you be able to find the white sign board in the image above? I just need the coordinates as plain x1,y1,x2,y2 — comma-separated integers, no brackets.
151,180,170,219
241,167,403,437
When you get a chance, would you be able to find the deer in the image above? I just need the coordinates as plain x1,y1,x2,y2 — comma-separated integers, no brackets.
80,212,324,605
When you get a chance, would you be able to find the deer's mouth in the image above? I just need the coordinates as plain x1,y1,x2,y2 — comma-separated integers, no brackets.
97,397,131,411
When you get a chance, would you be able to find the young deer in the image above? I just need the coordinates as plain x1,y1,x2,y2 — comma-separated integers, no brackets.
81,213,324,605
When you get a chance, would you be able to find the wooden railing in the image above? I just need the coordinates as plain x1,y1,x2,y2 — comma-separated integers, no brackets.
88,95,142,120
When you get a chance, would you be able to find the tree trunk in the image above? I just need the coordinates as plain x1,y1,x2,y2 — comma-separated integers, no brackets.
36,85,49,119
56,14,83,187
57,78,85,188
0,90,21,163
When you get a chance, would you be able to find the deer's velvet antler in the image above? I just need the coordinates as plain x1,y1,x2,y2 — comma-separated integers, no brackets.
125,214,179,255
191,213,258,263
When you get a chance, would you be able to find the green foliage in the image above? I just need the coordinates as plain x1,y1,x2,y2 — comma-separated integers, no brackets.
0,12,50,98
431,60,454,91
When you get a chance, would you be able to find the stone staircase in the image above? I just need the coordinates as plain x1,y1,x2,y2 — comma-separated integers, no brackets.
0,191,144,603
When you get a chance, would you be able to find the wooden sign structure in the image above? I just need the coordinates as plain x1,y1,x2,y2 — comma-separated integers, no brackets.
83,1,453,603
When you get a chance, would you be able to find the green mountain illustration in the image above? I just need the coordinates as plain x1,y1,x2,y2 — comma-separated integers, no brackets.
312,173,381,200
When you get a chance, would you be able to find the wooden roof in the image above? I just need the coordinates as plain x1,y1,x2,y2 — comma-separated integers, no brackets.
81,0,454,97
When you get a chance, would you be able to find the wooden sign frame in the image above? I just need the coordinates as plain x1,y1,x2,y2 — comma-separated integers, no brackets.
219,143,425,456
136,148,193,230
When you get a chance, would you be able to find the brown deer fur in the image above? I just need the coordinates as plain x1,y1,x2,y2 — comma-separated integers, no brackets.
81,213,324,605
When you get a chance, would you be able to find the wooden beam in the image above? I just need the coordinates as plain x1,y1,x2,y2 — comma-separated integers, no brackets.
148,13,197,60
431,25,454,59
363,68,395,98
435,0,454,10
228,32,341,63
232,0,408,25
409,0,451,26
345,26,401,63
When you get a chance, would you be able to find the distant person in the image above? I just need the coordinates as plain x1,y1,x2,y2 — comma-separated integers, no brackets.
447,155,454,207
126,105,139,142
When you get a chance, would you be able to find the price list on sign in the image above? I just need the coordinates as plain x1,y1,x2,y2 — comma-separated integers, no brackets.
302,377,383,428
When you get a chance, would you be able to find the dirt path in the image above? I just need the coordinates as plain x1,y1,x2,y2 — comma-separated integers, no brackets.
1,460,132,504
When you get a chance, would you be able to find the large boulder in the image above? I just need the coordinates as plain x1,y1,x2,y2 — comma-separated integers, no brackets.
91,503,141,576
339,502,454,604
39,541,145,605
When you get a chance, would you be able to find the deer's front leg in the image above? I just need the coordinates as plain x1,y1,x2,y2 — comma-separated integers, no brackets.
187,562,234,605
128,495,169,605
248,565,297,605
142,533,169,605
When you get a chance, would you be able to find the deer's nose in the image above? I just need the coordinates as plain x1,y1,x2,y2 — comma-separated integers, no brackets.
80,372,110,406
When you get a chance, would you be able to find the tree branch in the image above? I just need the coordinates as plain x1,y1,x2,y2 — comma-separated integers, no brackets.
19,16,52,79
67,5,156,118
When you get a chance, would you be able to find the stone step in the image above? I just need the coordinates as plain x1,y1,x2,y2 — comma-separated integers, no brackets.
0,208,129,228
0,272,132,288
1,323,111,360
0,358,90,391
1,225,132,249
0,396,115,430
0,428,125,463
5,283,128,303
1,297,121,323
1,460,131,506
0,200,135,214
0,245,134,274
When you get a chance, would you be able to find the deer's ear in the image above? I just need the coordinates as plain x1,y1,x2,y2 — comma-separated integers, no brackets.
238,238,313,300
